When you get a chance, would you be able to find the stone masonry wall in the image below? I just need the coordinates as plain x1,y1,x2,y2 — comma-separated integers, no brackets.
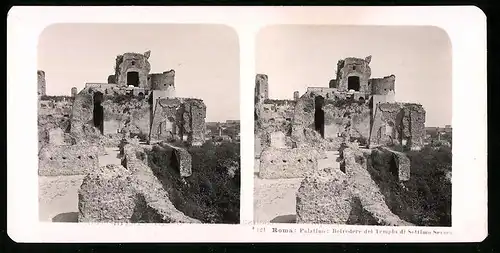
115,51,151,89
38,144,100,176
336,56,372,93
259,147,320,179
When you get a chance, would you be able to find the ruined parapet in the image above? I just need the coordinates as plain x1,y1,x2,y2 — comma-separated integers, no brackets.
342,147,413,226
38,144,99,176
255,74,269,103
114,51,152,89
259,147,320,179
370,75,396,95
336,56,372,93
293,91,300,101
149,70,175,97
296,167,353,224
37,70,46,97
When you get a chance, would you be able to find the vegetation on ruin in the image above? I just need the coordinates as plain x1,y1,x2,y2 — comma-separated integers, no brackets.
148,140,240,224
367,146,452,226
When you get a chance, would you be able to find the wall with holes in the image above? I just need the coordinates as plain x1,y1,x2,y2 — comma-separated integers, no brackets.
258,147,320,179
38,144,100,176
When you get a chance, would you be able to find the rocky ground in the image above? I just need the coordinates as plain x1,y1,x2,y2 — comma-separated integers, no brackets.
38,147,121,222
253,151,340,224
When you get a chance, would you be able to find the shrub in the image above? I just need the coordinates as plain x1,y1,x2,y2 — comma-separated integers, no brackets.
147,141,240,224
367,147,452,226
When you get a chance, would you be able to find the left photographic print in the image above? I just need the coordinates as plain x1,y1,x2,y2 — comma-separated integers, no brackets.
37,24,241,224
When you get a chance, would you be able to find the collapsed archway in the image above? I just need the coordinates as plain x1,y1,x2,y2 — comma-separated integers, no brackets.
314,96,325,138
93,91,104,134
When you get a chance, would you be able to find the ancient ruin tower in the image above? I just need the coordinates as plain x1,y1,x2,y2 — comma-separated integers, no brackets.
113,50,152,89
71,87,78,97
335,55,372,93
149,69,176,98
255,74,269,103
37,70,46,97
293,91,300,101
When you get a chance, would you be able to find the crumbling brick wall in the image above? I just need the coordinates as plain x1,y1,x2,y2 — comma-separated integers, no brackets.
150,98,206,146
38,96,75,148
78,162,200,223
291,91,370,149
38,144,100,176
259,147,320,179
369,102,426,150
255,74,269,103
101,96,150,138
149,70,175,94
38,70,46,97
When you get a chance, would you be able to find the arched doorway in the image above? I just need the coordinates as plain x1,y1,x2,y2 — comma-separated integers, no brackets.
127,71,140,87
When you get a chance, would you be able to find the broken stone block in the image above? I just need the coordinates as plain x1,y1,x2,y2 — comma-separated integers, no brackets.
48,127,65,145
259,147,319,179
391,151,411,181
156,142,192,178
296,167,352,224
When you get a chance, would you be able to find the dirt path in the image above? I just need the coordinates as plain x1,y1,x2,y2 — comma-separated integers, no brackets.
38,147,121,222
253,151,340,224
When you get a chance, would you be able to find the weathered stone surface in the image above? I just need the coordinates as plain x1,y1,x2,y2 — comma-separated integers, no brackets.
38,144,99,176
269,131,286,148
112,144,201,223
48,127,65,145
150,98,206,146
379,147,411,181
369,102,426,150
342,147,413,226
259,147,320,179
114,51,151,89
78,164,138,222
296,167,352,224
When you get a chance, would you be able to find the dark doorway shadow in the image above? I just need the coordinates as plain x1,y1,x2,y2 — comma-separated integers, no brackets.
52,212,78,222
270,214,296,223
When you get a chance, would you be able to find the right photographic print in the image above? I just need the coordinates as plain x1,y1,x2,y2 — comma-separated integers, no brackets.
253,25,452,227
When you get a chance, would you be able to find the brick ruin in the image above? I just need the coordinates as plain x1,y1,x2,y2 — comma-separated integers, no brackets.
255,56,427,225
38,50,212,223
255,55,425,154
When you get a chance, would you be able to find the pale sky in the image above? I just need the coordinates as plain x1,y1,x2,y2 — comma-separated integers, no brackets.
256,25,452,127
38,24,240,122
